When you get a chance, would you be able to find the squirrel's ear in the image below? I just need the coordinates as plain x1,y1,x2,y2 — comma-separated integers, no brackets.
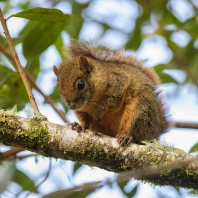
53,66,58,76
78,55,93,74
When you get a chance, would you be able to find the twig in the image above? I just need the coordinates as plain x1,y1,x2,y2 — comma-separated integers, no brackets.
36,158,52,188
0,8,39,113
25,72,68,122
0,147,23,161
25,158,52,198
0,44,68,123
171,121,198,129
1,152,38,161
16,153,38,160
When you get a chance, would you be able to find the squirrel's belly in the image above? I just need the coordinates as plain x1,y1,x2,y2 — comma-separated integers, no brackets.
90,108,123,137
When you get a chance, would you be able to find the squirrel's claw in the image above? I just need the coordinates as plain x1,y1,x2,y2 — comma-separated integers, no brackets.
71,122,87,132
116,134,133,146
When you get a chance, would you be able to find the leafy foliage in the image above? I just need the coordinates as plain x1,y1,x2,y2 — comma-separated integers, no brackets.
12,167,38,194
11,7,69,23
21,21,67,61
0,65,29,110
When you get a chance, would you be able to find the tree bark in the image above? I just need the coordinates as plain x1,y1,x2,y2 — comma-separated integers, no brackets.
0,109,198,190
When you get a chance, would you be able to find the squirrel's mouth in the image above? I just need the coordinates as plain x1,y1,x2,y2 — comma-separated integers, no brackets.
67,104,77,110
67,97,88,110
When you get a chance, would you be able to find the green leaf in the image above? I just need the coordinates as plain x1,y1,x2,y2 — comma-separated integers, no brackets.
190,189,198,194
25,58,40,79
13,167,38,193
189,142,198,153
127,184,138,197
43,181,100,198
11,7,69,23
125,13,149,50
153,64,167,74
22,22,66,61
154,65,178,84
17,21,40,45
118,180,128,195
159,73,178,84
48,85,68,113
117,177,138,197
73,162,83,176
54,35,65,59
0,65,29,110
116,175,129,196
64,1,88,37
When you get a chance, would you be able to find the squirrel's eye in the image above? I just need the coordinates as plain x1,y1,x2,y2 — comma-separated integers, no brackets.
78,80,85,90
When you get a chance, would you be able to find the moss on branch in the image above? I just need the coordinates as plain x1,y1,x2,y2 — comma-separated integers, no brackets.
0,108,198,190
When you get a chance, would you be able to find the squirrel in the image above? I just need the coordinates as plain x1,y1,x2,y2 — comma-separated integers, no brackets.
53,40,169,146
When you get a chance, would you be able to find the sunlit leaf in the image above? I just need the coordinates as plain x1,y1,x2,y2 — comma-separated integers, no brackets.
11,7,69,23
189,142,198,153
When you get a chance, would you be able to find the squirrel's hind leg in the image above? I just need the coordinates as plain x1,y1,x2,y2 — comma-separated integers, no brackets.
117,96,140,146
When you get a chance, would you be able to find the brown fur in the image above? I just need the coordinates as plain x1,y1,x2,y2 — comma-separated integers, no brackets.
54,40,169,145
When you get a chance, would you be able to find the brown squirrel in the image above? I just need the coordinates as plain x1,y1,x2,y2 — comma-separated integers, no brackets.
53,40,168,145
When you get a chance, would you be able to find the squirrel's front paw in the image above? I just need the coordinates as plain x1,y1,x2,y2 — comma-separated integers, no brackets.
71,122,89,132
116,134,133,146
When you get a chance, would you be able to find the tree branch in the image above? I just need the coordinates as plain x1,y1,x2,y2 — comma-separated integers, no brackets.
0,146,23,160
0,110,198,190
170,121,198,129
0,8,39,113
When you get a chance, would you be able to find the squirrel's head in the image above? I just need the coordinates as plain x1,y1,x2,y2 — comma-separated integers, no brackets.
53,56,95,110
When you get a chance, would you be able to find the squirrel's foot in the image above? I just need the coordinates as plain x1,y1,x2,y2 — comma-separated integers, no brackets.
71,122,88,132
116,134,133,146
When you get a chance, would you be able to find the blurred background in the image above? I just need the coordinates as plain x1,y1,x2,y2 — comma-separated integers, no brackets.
0,0,198,197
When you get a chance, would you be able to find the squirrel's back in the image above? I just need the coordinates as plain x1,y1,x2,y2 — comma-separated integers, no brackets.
65,39,160,86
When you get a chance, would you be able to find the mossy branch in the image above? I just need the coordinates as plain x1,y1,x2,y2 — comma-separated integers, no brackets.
0,109,198,190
